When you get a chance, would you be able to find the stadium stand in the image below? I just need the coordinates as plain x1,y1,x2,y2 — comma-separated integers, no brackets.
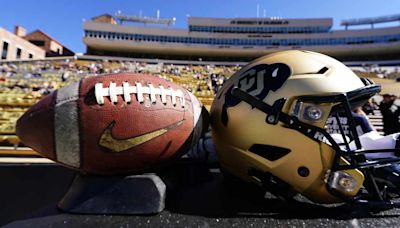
0,57,397,153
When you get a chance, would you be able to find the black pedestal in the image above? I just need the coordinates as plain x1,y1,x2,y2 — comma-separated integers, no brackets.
58,173,166,214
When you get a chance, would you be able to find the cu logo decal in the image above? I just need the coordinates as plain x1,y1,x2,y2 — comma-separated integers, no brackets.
221,63,291,126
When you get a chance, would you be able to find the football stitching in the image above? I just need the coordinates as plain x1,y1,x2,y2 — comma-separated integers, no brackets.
95,82,185,107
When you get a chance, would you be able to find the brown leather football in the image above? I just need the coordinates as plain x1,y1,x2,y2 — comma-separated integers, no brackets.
16,73,208,174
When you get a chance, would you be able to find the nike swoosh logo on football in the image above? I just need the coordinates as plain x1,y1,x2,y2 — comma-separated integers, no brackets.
99,120,183,152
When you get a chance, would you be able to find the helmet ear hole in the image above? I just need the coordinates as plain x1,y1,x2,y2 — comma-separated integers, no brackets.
248,144,291,161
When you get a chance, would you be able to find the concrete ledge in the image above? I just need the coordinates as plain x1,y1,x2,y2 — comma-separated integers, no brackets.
58,173,166,214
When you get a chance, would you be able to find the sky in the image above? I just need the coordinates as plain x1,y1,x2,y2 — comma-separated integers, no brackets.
1,0,399,53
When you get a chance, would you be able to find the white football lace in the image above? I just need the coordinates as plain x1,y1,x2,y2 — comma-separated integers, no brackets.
94,82,185,107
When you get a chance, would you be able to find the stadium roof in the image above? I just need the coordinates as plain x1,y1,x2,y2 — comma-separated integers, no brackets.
114,13,176,26
341,14,400,27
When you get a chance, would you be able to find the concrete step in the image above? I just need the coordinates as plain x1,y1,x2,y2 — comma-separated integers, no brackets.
368,115,383,119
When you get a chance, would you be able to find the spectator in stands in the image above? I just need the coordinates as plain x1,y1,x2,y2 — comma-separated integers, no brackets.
325,107,374,143
353,106,375,136
61,72,69,82
216,74,226,93
362,98,378,115
379,94,400,135
211,74,218,93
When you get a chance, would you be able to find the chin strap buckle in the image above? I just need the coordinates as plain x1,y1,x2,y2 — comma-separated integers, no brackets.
266,98,286,125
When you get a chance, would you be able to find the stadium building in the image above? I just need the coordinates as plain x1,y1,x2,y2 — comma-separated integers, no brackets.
83,13,400,61
0,26,45,61
24,30,75,57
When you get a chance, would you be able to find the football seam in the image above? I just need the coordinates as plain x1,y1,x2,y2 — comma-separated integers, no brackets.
55,95,80,106
78,81,83,171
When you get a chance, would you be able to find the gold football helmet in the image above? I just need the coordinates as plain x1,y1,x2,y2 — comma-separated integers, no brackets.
211,50,400,207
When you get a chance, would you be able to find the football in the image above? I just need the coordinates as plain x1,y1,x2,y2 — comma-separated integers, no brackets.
16,73,208,174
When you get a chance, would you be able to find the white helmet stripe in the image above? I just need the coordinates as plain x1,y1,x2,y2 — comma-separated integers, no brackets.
55,82,81,168
188,91,202,127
